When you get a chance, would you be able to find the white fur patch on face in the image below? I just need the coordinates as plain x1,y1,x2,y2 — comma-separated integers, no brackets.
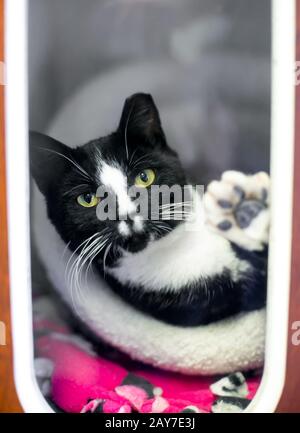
118,221,131,237
100,162,135,217
133,215,144,233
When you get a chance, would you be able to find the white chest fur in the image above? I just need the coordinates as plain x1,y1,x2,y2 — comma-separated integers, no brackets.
108,198,248,292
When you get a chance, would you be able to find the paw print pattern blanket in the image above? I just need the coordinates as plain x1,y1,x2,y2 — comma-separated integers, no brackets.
33,297,261,414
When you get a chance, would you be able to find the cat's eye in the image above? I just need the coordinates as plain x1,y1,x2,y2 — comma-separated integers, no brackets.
77,193,99,208
135,169,155,188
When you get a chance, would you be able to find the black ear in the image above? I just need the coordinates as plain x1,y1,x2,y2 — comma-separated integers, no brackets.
118,93,167,148
30,131,71,195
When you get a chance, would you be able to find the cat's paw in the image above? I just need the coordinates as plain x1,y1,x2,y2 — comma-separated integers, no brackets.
203,171,270,251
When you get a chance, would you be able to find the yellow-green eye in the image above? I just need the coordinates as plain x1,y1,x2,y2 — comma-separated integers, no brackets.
135,169,155,188
77,193,99,208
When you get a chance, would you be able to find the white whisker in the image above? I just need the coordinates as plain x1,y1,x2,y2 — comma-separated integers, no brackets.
128,147,139,167
103,242,113,274
82,235,111,287
41,147,92,181
63,184,91,197
65,231,111,314
124,105,134,160
130,152,154,170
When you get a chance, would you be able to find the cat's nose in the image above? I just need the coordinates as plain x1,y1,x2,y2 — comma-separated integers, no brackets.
126,211,144,233
129,213,144,233
117,214,144,237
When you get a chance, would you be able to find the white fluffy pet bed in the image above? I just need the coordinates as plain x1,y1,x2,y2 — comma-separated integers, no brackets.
32,66,265,375
33,185,265,376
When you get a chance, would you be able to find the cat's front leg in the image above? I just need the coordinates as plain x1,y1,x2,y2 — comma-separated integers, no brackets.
203,171,270,251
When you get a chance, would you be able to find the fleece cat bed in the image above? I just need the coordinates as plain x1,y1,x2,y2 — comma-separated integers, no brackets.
33,296,261,413
33,183,265,376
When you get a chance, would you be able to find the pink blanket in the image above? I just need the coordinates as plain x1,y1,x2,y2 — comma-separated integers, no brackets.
34,311,261,413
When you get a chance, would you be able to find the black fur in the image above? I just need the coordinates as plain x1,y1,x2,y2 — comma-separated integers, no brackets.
104,258,266,327
30,93,267,327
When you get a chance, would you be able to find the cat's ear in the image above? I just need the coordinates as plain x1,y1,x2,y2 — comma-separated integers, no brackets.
118,93,167,148
30,131,70,195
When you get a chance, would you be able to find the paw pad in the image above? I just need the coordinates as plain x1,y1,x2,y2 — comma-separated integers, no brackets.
204,171,270,250
235,200,266,229
217,220,232,231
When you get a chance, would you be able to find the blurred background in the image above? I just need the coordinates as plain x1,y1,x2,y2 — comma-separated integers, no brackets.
28,0,271,184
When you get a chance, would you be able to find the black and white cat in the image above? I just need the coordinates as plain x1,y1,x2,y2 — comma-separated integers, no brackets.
30,93,269,327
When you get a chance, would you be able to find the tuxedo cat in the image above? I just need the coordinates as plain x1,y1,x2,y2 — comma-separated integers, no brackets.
30,93,269,327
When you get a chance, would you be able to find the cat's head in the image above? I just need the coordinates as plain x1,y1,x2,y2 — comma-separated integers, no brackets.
30,93,189,267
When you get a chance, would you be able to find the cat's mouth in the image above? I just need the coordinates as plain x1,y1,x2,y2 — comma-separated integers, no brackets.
120,232,151,253
116,218,177,254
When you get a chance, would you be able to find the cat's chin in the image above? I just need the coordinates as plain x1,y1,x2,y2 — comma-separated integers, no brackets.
122,233,151,254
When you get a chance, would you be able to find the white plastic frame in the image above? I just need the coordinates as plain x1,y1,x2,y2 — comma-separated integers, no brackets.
5,0,295,413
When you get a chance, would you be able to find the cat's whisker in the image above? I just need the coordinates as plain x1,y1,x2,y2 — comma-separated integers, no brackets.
160,210,192,215
161,216,187,221
128,147,139,168
103,242,113,275
66,231,110,310
151,207,193,221
151,221,173,233
77,236,107,275
70,230,113,306
158,202,194,221
152,227,171,240
161,215,187,221
124,105,134,161
65,233,100,282
84,236,110,272
41,147,93,182
160,214,192,219
130,153,154,170
159,204,193,208
77,240,109,302
71,252,97,310
61,241,71,261
152,228,163,239
159,202,193,210
159,208,193,213
65,233,100,274
82,235,112,285
62,184,91,197
74,236,107,278
68,244,93,315
156,226,172,233
68,236,99,293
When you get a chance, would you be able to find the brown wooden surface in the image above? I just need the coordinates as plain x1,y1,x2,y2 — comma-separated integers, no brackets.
0,0,23,413
0,0,299,414
276,0,300,413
